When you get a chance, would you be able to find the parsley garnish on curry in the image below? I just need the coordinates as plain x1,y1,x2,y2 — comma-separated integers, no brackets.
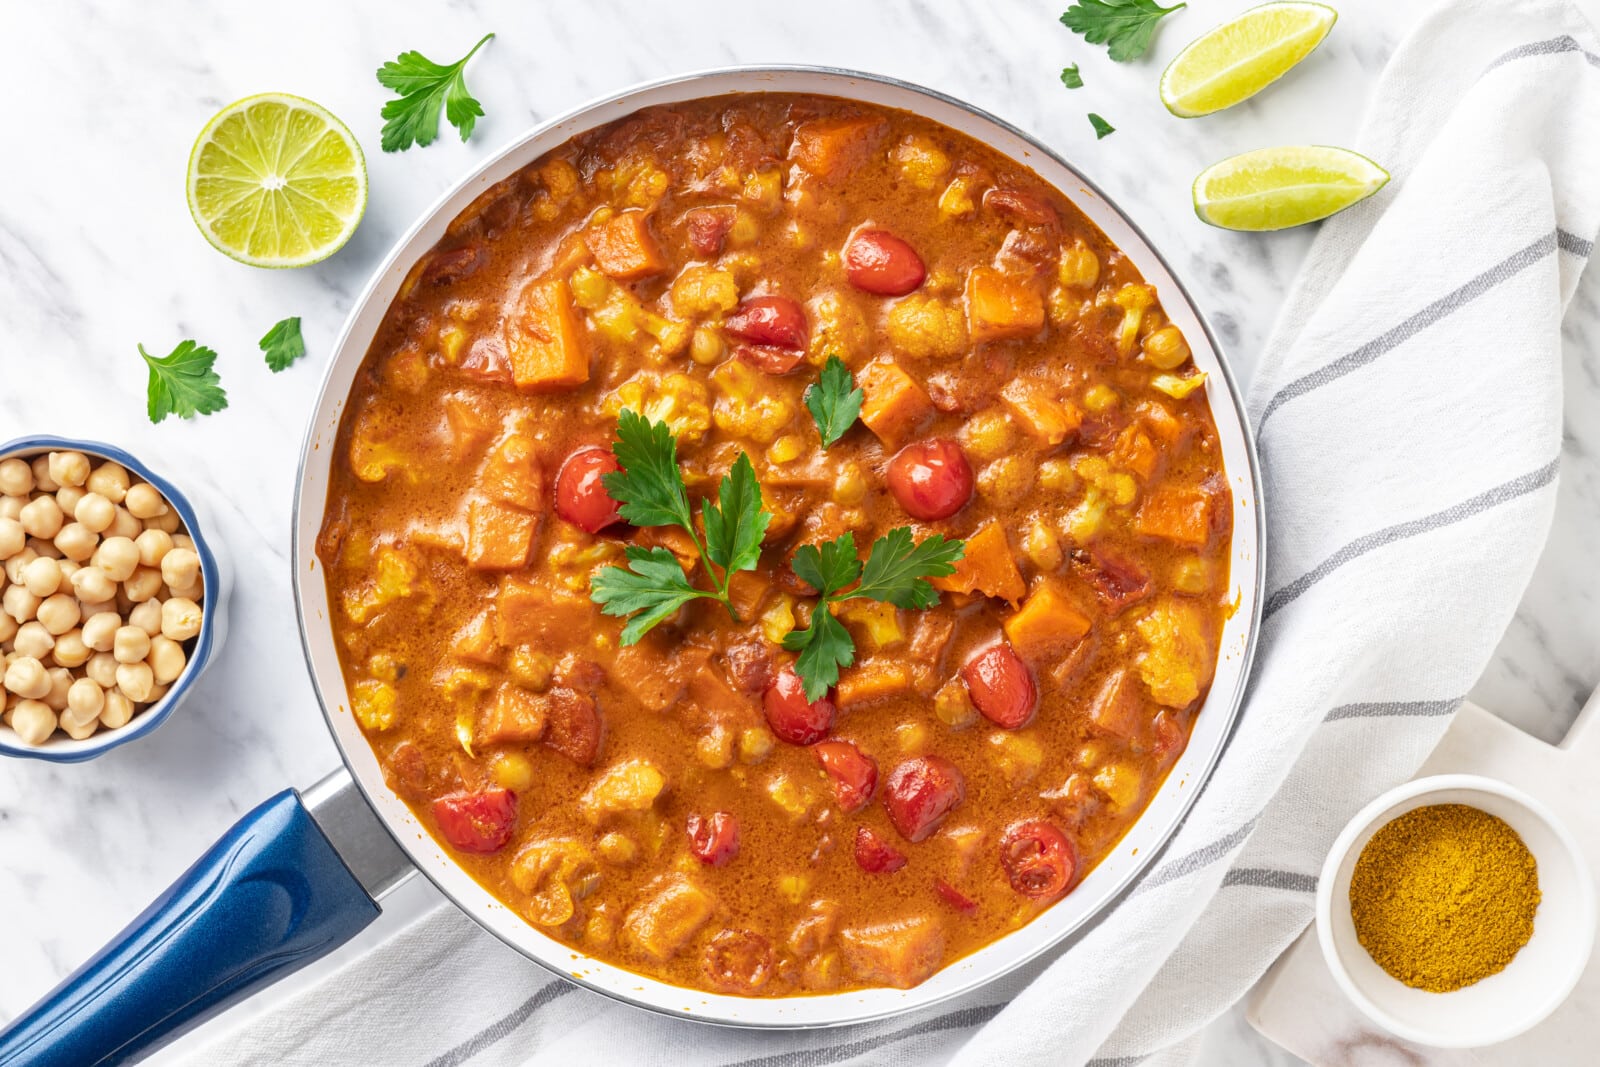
316,94,1232,995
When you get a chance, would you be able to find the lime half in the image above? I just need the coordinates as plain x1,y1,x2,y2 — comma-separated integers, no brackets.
1162,2,1337,118
187,93,367,268
1193,146,1387,231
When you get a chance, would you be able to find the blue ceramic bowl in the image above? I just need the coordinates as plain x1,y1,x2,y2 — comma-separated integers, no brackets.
0,436,228,762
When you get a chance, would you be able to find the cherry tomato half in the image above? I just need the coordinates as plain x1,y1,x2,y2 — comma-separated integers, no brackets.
684,206,736,257
813,739,878,813
842,229,926,296
962,644,1037,729
882,755,966,842
432,788,517,854
735,344,806,375
703,929,775,992
854,826,908,873
555,446,622,533
688,811,740,867
763,666,836,745
934,878,979,915
887,439,973,521
724,295,808,350
998,819,1077,899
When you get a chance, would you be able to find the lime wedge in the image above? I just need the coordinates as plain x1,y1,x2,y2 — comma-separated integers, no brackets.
187,93,367,268
1161,2,1337,118
1193,146,1387,231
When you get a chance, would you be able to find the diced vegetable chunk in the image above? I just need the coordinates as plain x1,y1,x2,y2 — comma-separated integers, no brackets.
544,686,604,765
931,520,1025,606
838,916,945,989
886,295,967,359
1134,598,1216,708
858,358,934,448
466,497,538,570
789,116,886,181
1135,485,1217,546
965,266,1044,343
433,788,518,854
480,433,544,511
1003,584,1091,662
1086,668,1143,741
478,683,550,746
836,659,914,710
999,380,1081,445
625,875,715,960
584,209,666,281
579,759,666,823
351,679,398,731
507,274,589,391
495,576,592,646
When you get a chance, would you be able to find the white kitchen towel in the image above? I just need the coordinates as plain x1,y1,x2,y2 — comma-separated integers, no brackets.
187,0,1600,1064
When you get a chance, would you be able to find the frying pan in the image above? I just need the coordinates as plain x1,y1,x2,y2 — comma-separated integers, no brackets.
0,66,1265,1065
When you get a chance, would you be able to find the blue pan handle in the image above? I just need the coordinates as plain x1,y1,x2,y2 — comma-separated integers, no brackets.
0,785,385,1065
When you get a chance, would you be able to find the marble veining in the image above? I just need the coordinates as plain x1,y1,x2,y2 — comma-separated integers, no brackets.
0,1,1596,1064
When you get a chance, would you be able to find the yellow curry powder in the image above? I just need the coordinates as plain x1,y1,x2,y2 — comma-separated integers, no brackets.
1349,803,1540,992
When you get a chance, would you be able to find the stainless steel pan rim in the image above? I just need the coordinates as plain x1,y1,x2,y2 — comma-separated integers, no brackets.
290,63,1267,1030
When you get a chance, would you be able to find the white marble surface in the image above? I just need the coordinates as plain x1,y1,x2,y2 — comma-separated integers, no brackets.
1,1,1597,1064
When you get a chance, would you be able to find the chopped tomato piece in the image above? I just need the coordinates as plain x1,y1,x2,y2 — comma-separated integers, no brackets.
687,811,740,866
703,930,775,992
735,344,806,375
1151,709,1188,767
961,644,1037,729
982,188,1059,228
584,209,666,281
555,446,622,533
1070,547,1151,613
883,755,966,842
843,229,926,296
813,740,878,813
887,439,973,521
543,687,602,766
854,826,907,873
684,206,737,257
934,878,979,915
763,666,836,745
723,639,774,694
998,819,1078,900
433,788,518,854
725,295,808,350
418,244,485,288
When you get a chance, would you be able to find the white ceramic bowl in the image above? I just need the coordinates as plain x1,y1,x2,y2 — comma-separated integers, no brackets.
1316,773,1595,1047
0,436,230,763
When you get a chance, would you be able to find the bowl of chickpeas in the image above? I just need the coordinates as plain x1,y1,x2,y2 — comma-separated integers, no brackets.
0,438,226,761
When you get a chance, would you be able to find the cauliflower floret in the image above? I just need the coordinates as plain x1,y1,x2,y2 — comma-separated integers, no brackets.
886,295,967,360
892,135,951,190
342,546,420,624
938,175,978,218
602,372,712,443
571,266,690,356
711,359,797,444
579,759,667,824
669,266,739,317
1107,283,1156,357
512,837,600,927
351,679,398,731
809,289,870,366
1134,598,1215,708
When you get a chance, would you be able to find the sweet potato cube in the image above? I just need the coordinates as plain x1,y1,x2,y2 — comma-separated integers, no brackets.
632,525,700,573
725,569,771,622
584,210,667,281
789,116,887,181
1134,486,1215,547
1000,379,1082,445
1137,400,1187,445
931,520,1026,606
858,358,934,448
965,266,1044,343
444,395,498,457
1087,668,1144,741
508,274,589,391
836,659,914,710
495,576,593,647
450,610,501,666
1003,584,1092,662
480,433,544,511
478,683,549,746
466,497,537,570
839,916,946,989
613,642,687,713
624,875,715,961
1113,425,1160,480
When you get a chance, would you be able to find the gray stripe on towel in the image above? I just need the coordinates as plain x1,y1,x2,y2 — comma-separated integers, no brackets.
1485,34,1600,73
424,980,577,1067
1263,457,1559,621
1222,868,1318,893
1085,1056,1150,1067
727,1003,1005,1067
1136,819,1259,895
1324,697,1462,722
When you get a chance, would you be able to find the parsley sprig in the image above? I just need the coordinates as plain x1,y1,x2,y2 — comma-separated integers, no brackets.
1061,0,1185,62
376,32,495,152
140,340,228,424
804,355,863,448
260,317,306,372
590,410,772,643
783,529,965,700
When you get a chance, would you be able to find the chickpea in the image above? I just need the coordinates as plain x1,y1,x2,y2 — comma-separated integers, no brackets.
4,656,51,700
55,522,98,562
1022,519,1064,572
22,556,61,597
124,566,164,602
37,594,80,636
18,496,63,540
160,548,200,590
47,451,89,488
116,662,154,703
29,456,58,493
1143,325,1191,371
75,492,115,534
145,682,168,704
9,699,56,745
0,497,23,521
135,529,173,567
43,668,72,712
0,516,24,558
3,584,40,623
146,511,181,535
108,506,142,540
977,455,1037,507
125,483,169,520
170,534,195,553
113,626,152,665
85,652,118,689
94,537,139,582
100,690,135,729
489,750,534,792
0,613,16,644
56,485,86,517
161,597,203,641
3,547,35,584
51,629,90,669
70,566,117,605
27,537,61,561
0,458,33,497
13,621,55,659
959,410,1017,463
167,579,204,602
833,463,868,507
67,677,104,719
59,705,97,740
148,635,187,684
86,462,129,504
128,598,163,636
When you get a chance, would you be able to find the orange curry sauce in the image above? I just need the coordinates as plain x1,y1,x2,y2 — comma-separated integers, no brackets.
318,94,1231,996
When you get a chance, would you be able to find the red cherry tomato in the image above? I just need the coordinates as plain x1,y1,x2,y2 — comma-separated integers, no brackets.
684,206,736,257
999,819,1077,899
555,446,622,533
886,439,973,521
813,740,878,813
703,930,775,992
854,826,908,873
724,295,808,350
882,755,966,842
432,788,517,854
735,344,806,375
688,811,740,867
934,878,979,915
842,229,927,296
962,644,1037,729
1151,710,1187,768
763,666,836,745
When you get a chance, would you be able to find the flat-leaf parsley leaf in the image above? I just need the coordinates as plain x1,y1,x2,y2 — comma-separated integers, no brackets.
260,317,306,372
804,355,864,448
1061,0,1185,62
1061,64,1084,89
1089,113,1116,139
376,32,495,152
140,340,228,424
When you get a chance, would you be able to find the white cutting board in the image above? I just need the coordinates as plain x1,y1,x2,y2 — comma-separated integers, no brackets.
1248,694,1600,1064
